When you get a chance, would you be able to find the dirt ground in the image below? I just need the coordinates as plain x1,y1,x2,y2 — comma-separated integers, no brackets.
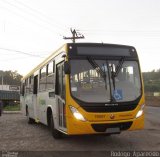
145,96,160,107
0,107,160,152
0,106,160,157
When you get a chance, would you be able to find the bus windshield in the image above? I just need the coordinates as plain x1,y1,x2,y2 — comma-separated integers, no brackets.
70,59,141,103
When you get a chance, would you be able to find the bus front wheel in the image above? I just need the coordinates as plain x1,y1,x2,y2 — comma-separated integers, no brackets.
50,114,62,139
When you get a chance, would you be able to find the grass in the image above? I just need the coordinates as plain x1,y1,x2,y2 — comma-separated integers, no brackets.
3,104,20,111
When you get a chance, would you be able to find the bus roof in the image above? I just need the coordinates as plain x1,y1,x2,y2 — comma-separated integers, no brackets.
22,42,136,80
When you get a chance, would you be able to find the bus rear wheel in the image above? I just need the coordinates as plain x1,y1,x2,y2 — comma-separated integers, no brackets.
50,114,62,139
26,107,35,124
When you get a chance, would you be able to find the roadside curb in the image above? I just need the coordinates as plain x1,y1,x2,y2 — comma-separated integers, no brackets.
3,111,21,114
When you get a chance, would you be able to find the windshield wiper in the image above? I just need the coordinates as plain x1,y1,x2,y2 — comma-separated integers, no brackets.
106,60,116,103
114,57,125,77
108,57,125,103
110,64,116,90
87,57,108,90
111,57,125,90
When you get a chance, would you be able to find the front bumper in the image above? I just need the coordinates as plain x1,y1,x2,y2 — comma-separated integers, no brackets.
66,114,144,135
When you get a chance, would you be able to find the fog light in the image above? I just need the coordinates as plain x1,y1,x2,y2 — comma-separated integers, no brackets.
136,104,145,118
69,106,86,121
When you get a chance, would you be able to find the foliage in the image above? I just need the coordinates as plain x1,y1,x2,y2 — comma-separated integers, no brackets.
3,104,20,111
0,70,22,86
143,69,160,92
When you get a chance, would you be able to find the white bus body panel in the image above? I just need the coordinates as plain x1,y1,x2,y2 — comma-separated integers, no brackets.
37,90,57,126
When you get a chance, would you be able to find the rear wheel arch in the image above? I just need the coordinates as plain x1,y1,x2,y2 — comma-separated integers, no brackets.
26,105,28,116
47,107,53,127
26,104,34,124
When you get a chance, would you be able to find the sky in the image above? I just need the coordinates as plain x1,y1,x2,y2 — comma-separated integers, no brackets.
0,0,160,76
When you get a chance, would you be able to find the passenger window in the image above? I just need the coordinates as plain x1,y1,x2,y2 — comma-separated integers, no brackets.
47,61,53,75
39,66,47,91
25,78,30,94
46,61,55,89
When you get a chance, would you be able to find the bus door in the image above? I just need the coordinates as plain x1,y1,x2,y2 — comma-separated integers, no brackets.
33,75,39,122
20,82,25,114
55,62,67,131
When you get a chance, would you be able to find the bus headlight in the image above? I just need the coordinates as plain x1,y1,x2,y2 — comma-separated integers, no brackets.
136,104,145,118
69,106,86,122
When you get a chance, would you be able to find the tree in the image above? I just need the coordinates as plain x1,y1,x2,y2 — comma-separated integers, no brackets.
0,70,22,85
143,69,160,92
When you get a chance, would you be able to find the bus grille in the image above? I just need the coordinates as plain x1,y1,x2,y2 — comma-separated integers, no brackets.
91,122,133,132
82,104,137,113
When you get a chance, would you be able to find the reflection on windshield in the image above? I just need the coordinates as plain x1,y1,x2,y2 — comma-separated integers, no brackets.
70,59,141,103
109,60,141,102
87,57,108,90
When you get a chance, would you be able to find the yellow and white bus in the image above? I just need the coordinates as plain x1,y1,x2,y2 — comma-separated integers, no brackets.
20,43,145,139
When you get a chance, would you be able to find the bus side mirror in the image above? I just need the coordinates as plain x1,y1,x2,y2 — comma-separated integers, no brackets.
64,61,70,74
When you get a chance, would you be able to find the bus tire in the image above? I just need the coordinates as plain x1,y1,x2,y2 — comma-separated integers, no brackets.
28,117,35,124
50,114,62,139
26,107,35,124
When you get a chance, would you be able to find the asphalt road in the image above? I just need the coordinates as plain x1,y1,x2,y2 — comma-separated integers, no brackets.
0,106,160,152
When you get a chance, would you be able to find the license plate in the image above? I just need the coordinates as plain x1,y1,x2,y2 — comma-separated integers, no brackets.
106,127,120,133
